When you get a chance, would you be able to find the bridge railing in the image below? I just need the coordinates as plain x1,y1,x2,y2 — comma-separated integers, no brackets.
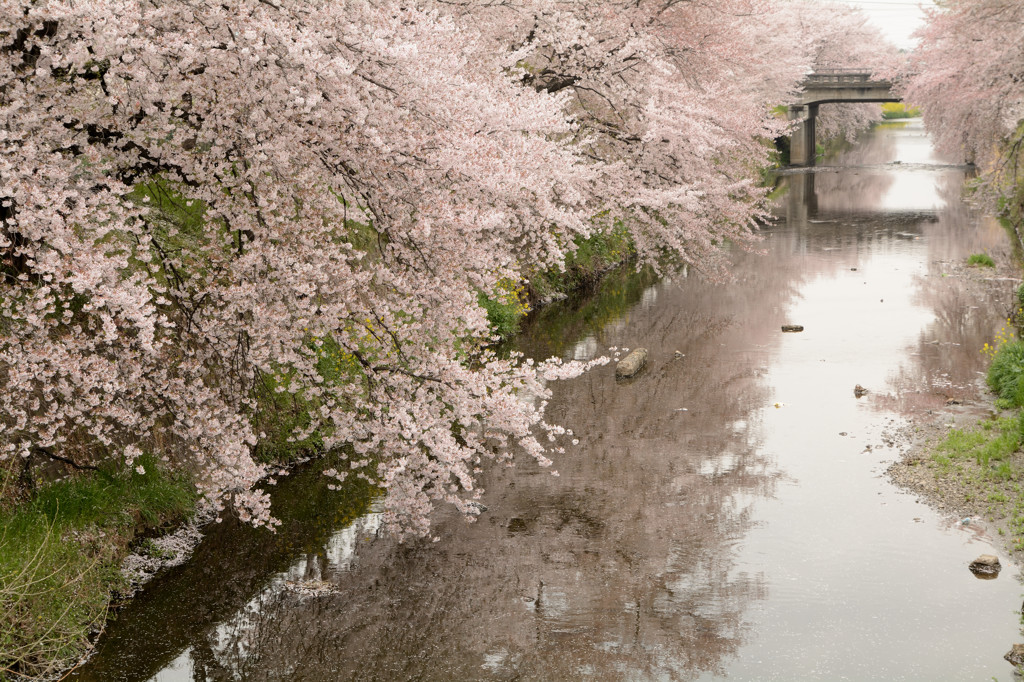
804,71,890,87
811,68,875,74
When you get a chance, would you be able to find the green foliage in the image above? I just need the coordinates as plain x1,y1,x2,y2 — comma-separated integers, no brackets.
527,224,635,303
127,179,216,288
567,225,633,279
759,146,786,185
881,102,921,119
758,123,788,177
510,263,659,358
252,335,365,463
992,121,1024,248
1017,282,1024,309
967,252,995,267
251,371,326,463
0,457,196,678
339,218,383,256
478,278,531,341
987,341,1024,408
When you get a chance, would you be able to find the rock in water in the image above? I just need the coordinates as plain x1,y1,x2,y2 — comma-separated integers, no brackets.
616,348,648,379
1005,643,1024,666
969,554,1001,576
781,325,804,332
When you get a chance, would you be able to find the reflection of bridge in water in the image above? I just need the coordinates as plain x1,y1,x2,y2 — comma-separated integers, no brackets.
782,171,938,228
788,70,899,166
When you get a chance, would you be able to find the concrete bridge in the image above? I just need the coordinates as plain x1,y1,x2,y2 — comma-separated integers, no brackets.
788,70,899,166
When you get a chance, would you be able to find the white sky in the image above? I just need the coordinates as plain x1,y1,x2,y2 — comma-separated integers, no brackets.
837,0,939,50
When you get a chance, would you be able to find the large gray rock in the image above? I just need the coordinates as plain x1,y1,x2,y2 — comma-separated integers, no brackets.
615,348,648,379
969,554,1001,576
1005,643,1024,666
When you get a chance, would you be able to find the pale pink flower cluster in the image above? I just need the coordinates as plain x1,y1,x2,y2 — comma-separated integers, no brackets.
899,0,1024,173
0,0,896,535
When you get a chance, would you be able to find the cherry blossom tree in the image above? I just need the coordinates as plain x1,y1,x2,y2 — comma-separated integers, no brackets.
0,0,604,534
898,0,1024,226
442,0,811,270
0,0,894,535
901,0,1024,169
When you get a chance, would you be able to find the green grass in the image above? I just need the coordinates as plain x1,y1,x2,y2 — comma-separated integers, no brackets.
0,457,196,678
927,412,1024,552
967,252,996,267
934,415,1024,476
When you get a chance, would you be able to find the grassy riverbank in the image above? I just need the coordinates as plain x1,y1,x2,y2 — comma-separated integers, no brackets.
0,458,196,678
889,404,1024,559
888,254,1024,561
894,147,1024,561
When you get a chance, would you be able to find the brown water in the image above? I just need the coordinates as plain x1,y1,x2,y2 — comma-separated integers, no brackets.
72,120,1024,681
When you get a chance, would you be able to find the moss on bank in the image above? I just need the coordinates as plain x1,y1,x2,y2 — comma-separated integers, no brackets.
480,225,636,341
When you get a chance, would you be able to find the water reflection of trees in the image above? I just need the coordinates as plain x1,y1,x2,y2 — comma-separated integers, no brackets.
883,207,1017,413
193,232,816,680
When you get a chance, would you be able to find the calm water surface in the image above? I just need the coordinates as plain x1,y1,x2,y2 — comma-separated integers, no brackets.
73,120,1024,680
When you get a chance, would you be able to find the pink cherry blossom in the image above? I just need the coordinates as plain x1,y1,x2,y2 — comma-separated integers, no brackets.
0,0,894,536
899,0,1024,177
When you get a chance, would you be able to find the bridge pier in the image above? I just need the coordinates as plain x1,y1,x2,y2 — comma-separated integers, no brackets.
787,70,900,167
786,171,817,225
788,103,818,167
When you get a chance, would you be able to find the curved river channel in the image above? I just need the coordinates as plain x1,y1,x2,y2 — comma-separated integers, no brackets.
73,120,1024,681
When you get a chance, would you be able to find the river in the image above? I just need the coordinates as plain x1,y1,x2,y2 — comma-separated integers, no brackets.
71,119,1024,681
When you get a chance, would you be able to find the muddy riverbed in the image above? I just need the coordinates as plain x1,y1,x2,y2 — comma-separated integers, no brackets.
71,120,1024,681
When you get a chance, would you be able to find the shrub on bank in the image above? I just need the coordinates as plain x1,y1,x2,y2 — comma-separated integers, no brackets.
987,341,1024,408
525,226,635,306
967,252,996,267
478,278,532,340
475,226,636,342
